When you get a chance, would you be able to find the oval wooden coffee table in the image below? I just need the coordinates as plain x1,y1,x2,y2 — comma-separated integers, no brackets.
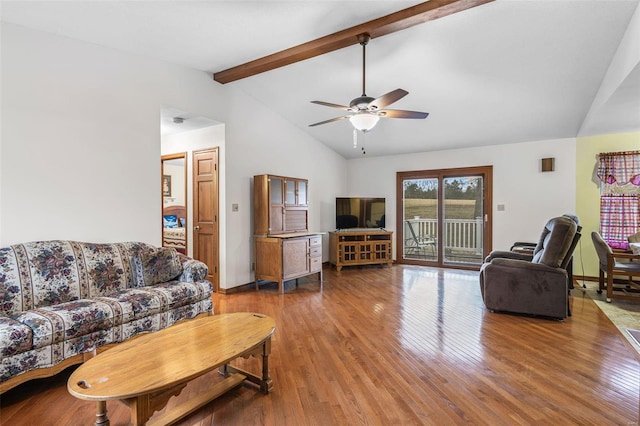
68,312,275,426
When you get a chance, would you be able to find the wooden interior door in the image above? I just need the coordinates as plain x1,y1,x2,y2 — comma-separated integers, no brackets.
192,148,219,291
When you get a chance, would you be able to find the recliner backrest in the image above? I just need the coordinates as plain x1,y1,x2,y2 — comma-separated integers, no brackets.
559,214,582,270
531,216,578,268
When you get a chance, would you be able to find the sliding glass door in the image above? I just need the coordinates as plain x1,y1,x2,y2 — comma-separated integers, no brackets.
402,178,439,262
397,166,492,269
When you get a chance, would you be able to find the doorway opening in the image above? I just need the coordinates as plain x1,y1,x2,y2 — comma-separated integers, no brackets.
161,107,222,291
396,166,493,270
161,153,187,255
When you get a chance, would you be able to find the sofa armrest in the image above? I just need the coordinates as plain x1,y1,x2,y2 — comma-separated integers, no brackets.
178,258,209,282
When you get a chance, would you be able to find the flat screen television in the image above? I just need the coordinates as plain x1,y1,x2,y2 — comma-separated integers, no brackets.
336,197,386,230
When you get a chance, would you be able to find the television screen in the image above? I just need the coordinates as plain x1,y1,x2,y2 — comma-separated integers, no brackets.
336,197,386,230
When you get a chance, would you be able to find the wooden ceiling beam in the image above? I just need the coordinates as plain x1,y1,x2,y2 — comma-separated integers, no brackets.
213,0,494,84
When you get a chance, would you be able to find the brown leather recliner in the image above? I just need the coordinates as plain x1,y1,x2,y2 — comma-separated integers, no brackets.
479,215,580,320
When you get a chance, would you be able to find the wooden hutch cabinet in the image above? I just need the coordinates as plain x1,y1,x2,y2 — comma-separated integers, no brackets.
254,174,308,236
329,230,393,271
253,174,322,293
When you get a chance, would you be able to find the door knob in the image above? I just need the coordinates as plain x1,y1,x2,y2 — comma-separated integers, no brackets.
194,226,201,231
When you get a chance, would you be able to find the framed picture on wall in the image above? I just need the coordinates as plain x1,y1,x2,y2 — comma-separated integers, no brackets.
163,175,172,197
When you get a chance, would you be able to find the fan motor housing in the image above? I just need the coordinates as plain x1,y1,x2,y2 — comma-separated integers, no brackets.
349,96,375,110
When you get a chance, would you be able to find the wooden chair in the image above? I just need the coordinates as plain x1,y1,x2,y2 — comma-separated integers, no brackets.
591,231,640,302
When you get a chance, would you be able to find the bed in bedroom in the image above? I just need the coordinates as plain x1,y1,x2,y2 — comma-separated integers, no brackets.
163,205,187,254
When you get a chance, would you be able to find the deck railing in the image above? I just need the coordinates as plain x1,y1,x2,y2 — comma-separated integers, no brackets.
405,217,483,255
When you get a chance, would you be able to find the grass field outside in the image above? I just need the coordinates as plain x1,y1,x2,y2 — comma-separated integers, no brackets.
404,199,479,220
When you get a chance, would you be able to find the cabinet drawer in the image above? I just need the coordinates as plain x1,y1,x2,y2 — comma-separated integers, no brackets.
309,256,322,272
309,236,322,247
309,246,322,258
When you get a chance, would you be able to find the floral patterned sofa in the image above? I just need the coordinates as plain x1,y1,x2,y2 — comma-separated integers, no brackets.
0,240,213,393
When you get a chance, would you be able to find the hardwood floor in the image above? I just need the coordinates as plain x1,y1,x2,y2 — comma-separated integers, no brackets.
1,264,639,425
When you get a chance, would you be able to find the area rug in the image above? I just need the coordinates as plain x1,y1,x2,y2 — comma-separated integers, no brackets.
575,279,640,356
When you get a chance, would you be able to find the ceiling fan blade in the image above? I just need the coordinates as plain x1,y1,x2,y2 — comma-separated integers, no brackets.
368,89,408,110
309,115,350,127
379,109,429,119
311,101,351,110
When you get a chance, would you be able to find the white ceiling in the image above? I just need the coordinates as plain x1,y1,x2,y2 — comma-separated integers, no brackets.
3,0,639,158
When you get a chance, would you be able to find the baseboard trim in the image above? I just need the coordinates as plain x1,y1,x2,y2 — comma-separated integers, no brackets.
574,275,599,283
218,282,255,295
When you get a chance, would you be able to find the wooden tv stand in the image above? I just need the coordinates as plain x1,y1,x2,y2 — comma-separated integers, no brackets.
329,229,393,271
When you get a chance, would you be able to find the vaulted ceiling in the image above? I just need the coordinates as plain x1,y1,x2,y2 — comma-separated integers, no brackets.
3,1,639,158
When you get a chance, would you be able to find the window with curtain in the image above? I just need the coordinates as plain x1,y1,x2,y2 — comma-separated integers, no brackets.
597,150,640,250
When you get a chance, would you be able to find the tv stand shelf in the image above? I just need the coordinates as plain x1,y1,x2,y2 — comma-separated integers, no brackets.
329,230,393,271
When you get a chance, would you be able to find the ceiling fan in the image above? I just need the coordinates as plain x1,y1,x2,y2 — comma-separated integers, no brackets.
309,33,429,133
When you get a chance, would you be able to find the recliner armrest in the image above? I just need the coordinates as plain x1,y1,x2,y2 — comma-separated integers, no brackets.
488,257,568,277
484,250,533,263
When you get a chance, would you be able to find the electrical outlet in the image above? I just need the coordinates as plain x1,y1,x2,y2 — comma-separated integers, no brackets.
497,204,505,211
232,203,239,212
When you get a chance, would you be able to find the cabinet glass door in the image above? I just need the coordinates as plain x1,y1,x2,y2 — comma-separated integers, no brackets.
298,181,307,205
270,177,283,204
269,177,284,234
285,180,296,205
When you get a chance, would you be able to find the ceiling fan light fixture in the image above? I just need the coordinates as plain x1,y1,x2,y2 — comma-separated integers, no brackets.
349,113,379,132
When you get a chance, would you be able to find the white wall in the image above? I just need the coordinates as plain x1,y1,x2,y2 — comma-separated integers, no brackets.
222,87,347,288
1,23,346,290
345,138,577,255
163,163,186,207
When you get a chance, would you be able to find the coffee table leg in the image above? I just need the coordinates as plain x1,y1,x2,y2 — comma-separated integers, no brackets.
95,401,109,426
260,338,272,394
219,363,230,377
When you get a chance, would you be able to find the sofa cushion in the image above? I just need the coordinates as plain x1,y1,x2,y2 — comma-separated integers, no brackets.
76,243,129,298
95,288,163,326
131,248,183,287
0,317,32,358
0,247,24,317
14,299,113,349
144,280,212,310
22,241,81,309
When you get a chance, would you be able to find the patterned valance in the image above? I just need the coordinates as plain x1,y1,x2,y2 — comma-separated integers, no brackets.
597,150,640,186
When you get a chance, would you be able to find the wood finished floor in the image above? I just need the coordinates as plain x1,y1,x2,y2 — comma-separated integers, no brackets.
1,264,639,425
